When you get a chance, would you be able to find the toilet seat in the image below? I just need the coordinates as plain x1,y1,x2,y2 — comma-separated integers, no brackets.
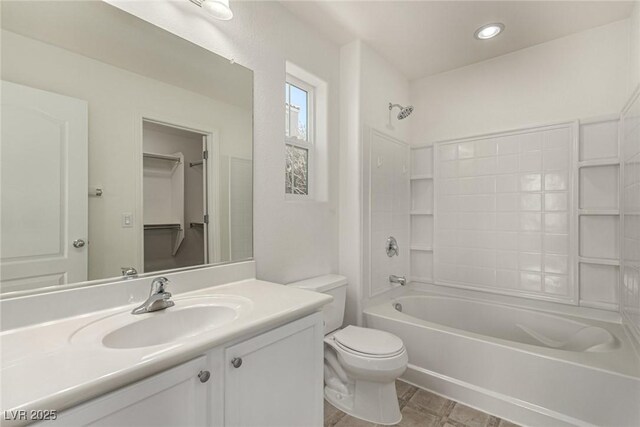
333,325,405,358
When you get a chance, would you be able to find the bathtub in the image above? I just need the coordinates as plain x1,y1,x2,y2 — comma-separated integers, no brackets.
364,293,640,427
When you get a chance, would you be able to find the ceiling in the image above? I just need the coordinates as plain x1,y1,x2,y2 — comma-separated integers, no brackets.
1,1,253,110
281,1,635,80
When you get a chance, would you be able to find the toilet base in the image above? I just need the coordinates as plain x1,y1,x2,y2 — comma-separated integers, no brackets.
324,380,402,425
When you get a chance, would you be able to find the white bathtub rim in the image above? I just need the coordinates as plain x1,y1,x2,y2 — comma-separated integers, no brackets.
393,293,617,333
364,297,640,380
406,282,622,324
401,363,594,427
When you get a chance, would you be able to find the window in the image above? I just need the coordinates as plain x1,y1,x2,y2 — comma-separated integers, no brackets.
285,74,314,197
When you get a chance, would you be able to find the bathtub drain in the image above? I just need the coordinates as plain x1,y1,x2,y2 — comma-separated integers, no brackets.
393,303,403,312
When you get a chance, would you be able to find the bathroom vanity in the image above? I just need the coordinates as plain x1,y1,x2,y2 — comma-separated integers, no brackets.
43,313,323,427
1,269,331,426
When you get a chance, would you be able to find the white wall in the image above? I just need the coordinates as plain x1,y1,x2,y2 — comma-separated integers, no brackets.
628,2,640,93
410,19,630,145
339,41,363,326
339,41,410,325
104,0,341,285
360,44,412,141
621,1,640,352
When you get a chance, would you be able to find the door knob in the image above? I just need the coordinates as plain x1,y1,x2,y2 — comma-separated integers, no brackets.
198,370,210,383
73,239,86,248
231,357,242,368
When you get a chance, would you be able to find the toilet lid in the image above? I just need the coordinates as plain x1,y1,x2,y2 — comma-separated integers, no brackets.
333,326,404,356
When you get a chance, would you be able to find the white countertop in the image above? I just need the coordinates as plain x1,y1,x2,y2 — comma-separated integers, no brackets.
0,279,331,421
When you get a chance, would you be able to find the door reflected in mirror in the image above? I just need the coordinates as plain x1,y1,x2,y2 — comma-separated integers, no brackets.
0,1,253,296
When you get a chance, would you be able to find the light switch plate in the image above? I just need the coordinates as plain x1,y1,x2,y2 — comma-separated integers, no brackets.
122,213,133,228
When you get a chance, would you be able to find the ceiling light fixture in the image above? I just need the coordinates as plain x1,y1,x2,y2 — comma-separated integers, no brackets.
474,23,504,40
190,0,233,21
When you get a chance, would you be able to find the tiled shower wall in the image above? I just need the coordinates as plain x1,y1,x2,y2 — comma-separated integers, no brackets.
432,123,575,302
622,90,640,343
365,128,410,298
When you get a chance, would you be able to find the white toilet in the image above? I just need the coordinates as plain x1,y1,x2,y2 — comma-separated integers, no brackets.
289,274,408,425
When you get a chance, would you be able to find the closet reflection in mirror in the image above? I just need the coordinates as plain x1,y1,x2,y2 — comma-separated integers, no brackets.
0,1,253,296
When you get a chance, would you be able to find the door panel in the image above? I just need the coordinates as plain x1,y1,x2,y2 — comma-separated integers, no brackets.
224,314,324,427
45,357,208,427
1,81,88,291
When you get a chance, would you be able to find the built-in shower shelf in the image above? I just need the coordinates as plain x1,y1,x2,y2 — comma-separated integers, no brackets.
578,159,620,168
578,257,620,266
410,210,433,215
410,245,433,252
410,174,433,180
578,209,619,216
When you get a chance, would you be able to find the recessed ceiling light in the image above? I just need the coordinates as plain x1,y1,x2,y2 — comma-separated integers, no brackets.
474,23,505,40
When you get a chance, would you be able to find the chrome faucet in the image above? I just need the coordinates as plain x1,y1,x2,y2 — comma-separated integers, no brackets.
132,277,175,315
389,275,406,286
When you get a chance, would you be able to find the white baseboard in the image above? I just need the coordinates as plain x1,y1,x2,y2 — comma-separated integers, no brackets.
401,364,593,427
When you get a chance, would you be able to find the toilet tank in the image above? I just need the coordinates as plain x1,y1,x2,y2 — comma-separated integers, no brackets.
288,274,347,334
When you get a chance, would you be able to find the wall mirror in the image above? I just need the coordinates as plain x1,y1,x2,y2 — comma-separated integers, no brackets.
0,1,253,297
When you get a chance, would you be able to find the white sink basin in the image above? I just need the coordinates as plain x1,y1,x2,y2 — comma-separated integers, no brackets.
71,295,252,349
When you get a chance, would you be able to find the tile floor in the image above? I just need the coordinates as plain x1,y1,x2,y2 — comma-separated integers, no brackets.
324,380,521,427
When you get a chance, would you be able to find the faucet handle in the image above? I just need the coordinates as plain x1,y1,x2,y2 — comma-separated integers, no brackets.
150,277,170,294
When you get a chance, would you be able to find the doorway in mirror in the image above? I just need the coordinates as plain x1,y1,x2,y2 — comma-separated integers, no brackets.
142,120,216,273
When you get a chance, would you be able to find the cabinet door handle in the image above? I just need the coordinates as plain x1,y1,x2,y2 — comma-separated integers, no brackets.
198,370,210,383
231,357,242,368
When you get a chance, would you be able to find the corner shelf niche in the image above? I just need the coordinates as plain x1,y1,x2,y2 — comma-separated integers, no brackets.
576,117,620,310
410,145,434,284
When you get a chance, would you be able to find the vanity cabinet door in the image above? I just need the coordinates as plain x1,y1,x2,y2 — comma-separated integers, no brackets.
46,357,209,427
224,313,324,427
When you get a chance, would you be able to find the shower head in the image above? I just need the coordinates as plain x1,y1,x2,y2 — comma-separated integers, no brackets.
389,103,414,120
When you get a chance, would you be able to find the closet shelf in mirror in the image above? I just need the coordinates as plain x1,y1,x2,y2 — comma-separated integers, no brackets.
190,222,204,229
410,174,433,180
189,161,204,167
144,224,182,231
143,152,182,163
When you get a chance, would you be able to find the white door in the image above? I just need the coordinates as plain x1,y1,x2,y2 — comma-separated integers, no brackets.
1,81,88,293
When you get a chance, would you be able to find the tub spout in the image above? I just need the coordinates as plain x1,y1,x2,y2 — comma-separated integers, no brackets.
390,275,406,286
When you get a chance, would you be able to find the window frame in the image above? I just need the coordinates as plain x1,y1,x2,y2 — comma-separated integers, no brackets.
285,73,315,200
